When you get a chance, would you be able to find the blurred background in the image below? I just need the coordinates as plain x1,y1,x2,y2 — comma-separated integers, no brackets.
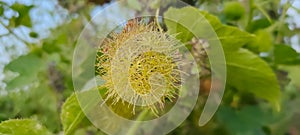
0,0,300,134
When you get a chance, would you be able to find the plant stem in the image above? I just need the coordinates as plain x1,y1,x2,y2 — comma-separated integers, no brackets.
126,109,149,135
156,8,163,32
275,1,290,44
247,0,254,25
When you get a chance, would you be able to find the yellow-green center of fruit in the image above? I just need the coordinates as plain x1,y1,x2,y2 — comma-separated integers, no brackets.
129,51,174,95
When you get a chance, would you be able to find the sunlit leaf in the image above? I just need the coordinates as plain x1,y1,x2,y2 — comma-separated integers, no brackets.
0,119,52,135
279,66,300,88
225,49,281,110
274,44,300,65
61,93,91,135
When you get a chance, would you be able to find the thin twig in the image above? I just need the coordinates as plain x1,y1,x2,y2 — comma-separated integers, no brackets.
0,20,30,45
0,33,10,37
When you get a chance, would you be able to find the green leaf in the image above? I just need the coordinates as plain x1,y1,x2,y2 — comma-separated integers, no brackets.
10,3,33,27
274,44,300,65
29,84,61,132
42,33,67,54
164,7,280,108
29,31,39,38
61,93,91,135
214,24,255,51
164,7,254,50
4,53,45,90
246,18,272,33
225,49,281,110
0,6,4,16
217,106,274,134
0,119,52,135
279,66,300,88
163,8,194,43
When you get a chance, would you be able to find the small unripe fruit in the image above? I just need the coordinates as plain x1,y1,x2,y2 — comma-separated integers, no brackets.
247,29,273,52
223,2,245,21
